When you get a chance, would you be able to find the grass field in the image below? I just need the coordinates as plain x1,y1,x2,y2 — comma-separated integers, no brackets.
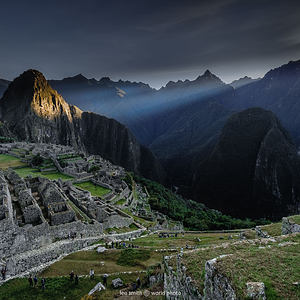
261,222,282,236
0,154,26,169
0,273,152,300
40,248,166,277
15,167,73,181
261,215,300,237
217,234,300,299
131,232,239,249
179,234,300,299
74,181,111,198
121,208,156,228
104,223,139,234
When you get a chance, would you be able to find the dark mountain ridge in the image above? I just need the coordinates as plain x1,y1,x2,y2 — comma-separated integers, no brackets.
0,78,10,98
230,76,260,89
193,108,300,219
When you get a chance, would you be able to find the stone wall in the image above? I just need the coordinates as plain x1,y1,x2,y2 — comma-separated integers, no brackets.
1,228,145,280
164,253,238,300
282,217,300,234
102,214,133,230
5,237,101,278
204,255,236,300
255,226,270,238
0,219,103,259
164,254,202,300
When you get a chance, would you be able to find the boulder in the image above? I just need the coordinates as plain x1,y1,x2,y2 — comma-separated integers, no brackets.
88,282,106,295
96,246,107,253
246,282,266,300
112,278,124,288
282,217,300,235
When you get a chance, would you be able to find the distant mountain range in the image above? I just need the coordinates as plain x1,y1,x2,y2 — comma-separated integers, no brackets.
1,60,300,219
230,76,260,89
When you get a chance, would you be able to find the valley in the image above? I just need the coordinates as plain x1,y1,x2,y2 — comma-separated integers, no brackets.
0,143,299,300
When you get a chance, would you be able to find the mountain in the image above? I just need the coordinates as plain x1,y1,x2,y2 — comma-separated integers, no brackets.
230,76,260,89
48,70,232,147
230,60,300,146
0,78,10,97
162,70,226,92
193,108,300,219
49,74,155,122
149,59,300,197
0,70,164,182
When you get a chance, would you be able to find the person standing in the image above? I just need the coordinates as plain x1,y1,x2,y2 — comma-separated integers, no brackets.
1,267,6,280
90,269,94,280
136,277,141,288
41,278,46,291
103,274,107,286
70,270,74,281
75,274,79,285
28,275,33,287
33,275,38,287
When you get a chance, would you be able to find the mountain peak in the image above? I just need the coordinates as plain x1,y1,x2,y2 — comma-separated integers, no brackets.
0,69,75,122
60,73,88,83
18,69,46,83
196,69,222,82
73,73,88,81
204,69,213,76
4,69,49,96
99,76,112,82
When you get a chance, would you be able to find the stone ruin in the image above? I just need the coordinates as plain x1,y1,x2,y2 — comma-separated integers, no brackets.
38,180,76,226
65,181,132,229
0,167,138,280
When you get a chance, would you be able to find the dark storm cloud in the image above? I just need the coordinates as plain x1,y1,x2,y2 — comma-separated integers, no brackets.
0,0,300,87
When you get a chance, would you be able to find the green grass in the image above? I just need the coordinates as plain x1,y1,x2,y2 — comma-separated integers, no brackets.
289,215,300,224
122,208,155,228
117,249,151,266
15,167,73,181
0,273,151,300
115,198,126,206
261,222,282,236
0,154,26,169
74,181,111,198
260,215,300,237
179,234,300,299
0,276,96,300
104,223,139,234
216,234,300,299
132,232,239,249
40,249,166,277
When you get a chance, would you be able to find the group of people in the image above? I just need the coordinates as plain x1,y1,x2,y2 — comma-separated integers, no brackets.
67,232,84,240
105,241,140,249
158,232,179,238
69,271,79,284
68,269,108,286
28,275,46,290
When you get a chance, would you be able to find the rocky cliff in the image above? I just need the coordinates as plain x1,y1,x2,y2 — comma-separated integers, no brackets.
0,70,164,182
193,108,300,219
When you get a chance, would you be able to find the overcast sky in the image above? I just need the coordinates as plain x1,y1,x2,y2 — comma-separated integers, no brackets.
0,0,300,88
